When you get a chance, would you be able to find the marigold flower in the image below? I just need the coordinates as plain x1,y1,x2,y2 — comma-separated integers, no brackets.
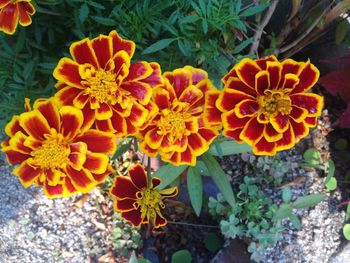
1,99,116,198
208,55,323,155
138,66,220,166
53,31,162,138
110,164,178,228
0,0,35,35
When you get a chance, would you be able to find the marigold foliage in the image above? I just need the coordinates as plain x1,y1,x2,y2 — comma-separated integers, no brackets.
110,164,178,228
1,98,116,198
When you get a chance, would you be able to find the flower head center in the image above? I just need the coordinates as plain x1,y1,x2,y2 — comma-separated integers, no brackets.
82,68,118,104
31,132,70,169
258,90,291,116
136,188,164,222
158,102,191,142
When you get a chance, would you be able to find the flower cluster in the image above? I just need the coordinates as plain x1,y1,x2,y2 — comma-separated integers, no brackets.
1,30,323,228
0,0,35,35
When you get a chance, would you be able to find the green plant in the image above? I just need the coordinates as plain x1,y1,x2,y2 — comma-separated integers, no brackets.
171,249,192,263
110,213,142,256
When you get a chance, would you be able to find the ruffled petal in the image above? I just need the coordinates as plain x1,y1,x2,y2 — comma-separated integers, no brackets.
290,93,323,117
152,86,170,110
34,99,60,131
142,62,163,87
70,38,99,68
18,2,35,26
144,128,163,149
282,73,299,90
159,186,178,197
120,209,143,227
270,113,289,133
204,90,222,126
13,161,41,187
46,168,65,186
19,110,51,141
53,58,83,89
266,61,282,89
91,34,113,69
121,81,152,104
179,147,196,166
217,89,255,112
8,131,32,154
75,130,116,154
179,85,203,106
151,177,161,188
154,214,167,228
235,99,259,117
255,70,270,95
110,176,138,199
59,106,84,140
83,152,109,174
68,142,87,170
292,60,320,94
275,124,295,151
263,123,282,142
54,86,82,106
129,164,148,190
110,111,127,137
256,55,278,70
290,105,308,122
188,133,208,156
109,30,136,57
43,183,64,198
2,147,30,165
73,92,89,109
5,115,23,137
240,117,264,144
290,119,309,142
95,103,113,120
253,137,276,156
235,58,261,88
163,68,192,97
222,110,250,130
124,61,152,82
0,3,19,35
66,166,96,192
114,198,136,212
224,77,257,97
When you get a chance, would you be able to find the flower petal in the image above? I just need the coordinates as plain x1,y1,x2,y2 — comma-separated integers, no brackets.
69,38,99,68
73,92,89,109
2,147,30,165
188,133,208,156
290,119,309,142
235,58,261,88
204,90,222,126
110,112,127,137
90,34,113,69
69,142,87,170
275,124,295,151
217,89,255,112
264,123,283,142
282,73,299,90
290,105,308,122
84,152,109,174
139,141,159,157
144,128,163,149
179,85,203,106
235,99,259,117
222,110,250,130
109,30,136,57
142,62,163,87
46,168,65,186
53,58,83,89
66,166,96,192
34,99,60,131
270,113,289,133
304,116,317,127
160,186,178,197
19,110,51,140
290,93,323,117
253,137,276,156
54,85,82,106
292,60,320,94
124,61,153,82
164,68,192,97
13,161,41,187
224,77,257,97
60,106,84,140
240,117,264,144
151,177,161,188
43,183,64,198
152,86,170,110
121,81,152,104
76,130,116,154
120,209,143,227
129,164,148,190
95,103,113,120
110,176,138,199
5,116,23,137
179,147,196,166
114,198,136,212
255,70,270,95
255,55,278,70
154,214,167,228
8,131,31,154
18,2,35,26
266,61,282,89
0,3,19,35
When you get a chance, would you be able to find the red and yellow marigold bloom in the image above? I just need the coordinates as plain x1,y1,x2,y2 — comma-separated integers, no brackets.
138,66,220,166
1,99,116,198
110,164,178,228
53,31,162,138
0,0,35,35
210,55,323,156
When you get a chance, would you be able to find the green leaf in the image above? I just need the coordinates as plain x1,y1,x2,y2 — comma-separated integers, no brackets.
129,251,138,263
343,224,350,240
152,164,187,190
79,4,89,23
203,232,222,252
171,249,192,263
274,204,292,220
346,204,350,221
232,38,253,54
111,138,133,160
142,38,176,54
292,194,326,209
209,140,251,156
187,167,203,216
138,259,151,263
282,186,292,203
177,39,191,56
325,177,337,192
324,159,335,184
303,148,321,165
239,3,269,17
15,29,26,53
202,153,236,208
195,160,209,176
91,16,117,26
289,214,301,229
202,19,208,34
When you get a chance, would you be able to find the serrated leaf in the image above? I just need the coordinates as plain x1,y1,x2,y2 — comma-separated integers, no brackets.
187,167,203,216
209,140,251,156
292,194,326,209
92,16,117,26
79,4,89,23
142,38,176,54
239,3,269,17
202,153,235,208
282,186,292,203
152,164,187,190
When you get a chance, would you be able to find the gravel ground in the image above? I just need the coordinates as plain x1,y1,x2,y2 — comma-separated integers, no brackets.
0,161,125,263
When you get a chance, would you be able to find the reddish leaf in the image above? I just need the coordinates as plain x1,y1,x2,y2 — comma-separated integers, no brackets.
319,67,350,103
337,103,350,128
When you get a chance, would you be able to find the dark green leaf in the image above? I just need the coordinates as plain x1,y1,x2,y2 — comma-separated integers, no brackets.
324,159,335,184
303,148,321,165
203,232,222,252
292,194,326,209
239,3,269,17
289,214,301,229
274,204,292,220
233,37,253,54
142,38,176,54
282,186,292,203
171,249,192,263
209,140,251,156
187,167,203,216
152,164,187,190
79,4,89,23
202,153,235,208
91,16,117,26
